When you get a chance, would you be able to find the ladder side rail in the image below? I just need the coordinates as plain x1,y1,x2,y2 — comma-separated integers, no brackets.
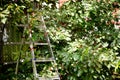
41,16,55,62
41,16,60,79
15,13,29,75
15,25,28,75
29,32,38,80
28,12,38,79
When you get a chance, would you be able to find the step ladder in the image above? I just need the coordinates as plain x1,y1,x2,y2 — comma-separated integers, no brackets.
15,16,60,80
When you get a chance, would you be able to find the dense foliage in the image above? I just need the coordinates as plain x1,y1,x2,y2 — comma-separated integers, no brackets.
0,0,120,80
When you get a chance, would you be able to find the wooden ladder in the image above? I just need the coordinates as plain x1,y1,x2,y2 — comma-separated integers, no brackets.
15,16,60,80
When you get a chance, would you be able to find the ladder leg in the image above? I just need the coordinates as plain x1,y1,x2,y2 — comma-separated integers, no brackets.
41,16,60,79
15,25,27,75
15,59,20,75
29,30,38,80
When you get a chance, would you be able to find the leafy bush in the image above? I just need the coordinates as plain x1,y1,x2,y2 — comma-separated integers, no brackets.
1,0,120,80
43,0,120,79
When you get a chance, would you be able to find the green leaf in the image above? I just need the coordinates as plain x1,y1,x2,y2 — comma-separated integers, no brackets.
2,9,10,14
1,18,7,24
73,54,79,61
36,0,40,2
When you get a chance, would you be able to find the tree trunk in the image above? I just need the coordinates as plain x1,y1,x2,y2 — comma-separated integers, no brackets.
0,24,4,64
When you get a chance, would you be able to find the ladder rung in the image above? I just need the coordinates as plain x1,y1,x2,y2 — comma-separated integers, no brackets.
4,61,16,65
3,59,24,65
3,58,54,65
35,58,54,62
4,42,28,45
4,42,48,45
17,24,28,27
38,76,60,80
34,42,48,45
4,42,25,45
